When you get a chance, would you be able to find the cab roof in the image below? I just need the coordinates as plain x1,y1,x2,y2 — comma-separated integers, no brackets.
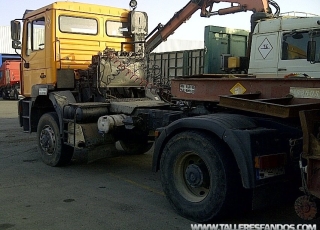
23,1,129,19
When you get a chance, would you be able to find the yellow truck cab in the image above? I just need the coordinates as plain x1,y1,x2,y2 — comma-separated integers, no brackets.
13,1,147,97
10,1,154,166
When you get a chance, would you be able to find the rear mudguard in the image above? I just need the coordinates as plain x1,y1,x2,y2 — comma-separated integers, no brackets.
153,113,289,189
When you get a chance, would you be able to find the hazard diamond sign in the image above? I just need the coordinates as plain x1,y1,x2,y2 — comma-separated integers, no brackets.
259,38,273,59
230,83,246,95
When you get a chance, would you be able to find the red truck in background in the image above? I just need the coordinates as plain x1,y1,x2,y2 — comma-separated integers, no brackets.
0,60,21,100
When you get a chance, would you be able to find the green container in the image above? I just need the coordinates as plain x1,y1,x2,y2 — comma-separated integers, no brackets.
204,26,249,74
148,49,204,85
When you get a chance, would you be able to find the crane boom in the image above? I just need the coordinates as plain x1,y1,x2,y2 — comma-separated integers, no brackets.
145,2,200,54
144,0,275,53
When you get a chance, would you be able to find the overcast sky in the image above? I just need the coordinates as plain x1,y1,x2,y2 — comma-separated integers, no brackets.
1,0,320,41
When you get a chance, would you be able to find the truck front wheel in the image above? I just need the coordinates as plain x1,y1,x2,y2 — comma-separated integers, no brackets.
37,112,73,166
160,131,240,222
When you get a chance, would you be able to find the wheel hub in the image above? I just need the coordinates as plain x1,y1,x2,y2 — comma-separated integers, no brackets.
39,126,56,155
294,195,318,220
185,164,204,188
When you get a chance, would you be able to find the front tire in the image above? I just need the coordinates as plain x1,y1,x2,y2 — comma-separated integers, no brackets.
160,131,241,222
37,112,73,166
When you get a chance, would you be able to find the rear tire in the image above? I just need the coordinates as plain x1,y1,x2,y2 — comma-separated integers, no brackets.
160,131,241,222
37,112,73,166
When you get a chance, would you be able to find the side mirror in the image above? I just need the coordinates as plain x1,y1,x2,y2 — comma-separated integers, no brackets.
307,41,316,62
12,40,21,50
10,20,21,41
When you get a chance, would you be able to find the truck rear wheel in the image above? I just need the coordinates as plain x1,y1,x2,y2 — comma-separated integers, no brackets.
37,112,73,166
160,131,240,222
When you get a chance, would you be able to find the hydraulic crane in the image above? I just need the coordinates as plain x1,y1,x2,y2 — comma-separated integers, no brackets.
142,0,280,53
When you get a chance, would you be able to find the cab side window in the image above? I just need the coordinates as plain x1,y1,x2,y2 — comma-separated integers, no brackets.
26,22,31,55
106,21,130,37
59,16,97,35
26,17,45,56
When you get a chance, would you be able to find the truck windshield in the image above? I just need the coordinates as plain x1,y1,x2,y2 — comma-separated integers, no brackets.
59,16,98,35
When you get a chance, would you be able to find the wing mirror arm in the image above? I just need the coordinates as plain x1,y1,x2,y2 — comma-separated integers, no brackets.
11,20,29,69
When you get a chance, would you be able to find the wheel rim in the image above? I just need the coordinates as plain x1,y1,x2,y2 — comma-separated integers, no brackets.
39,125,56,155
174,152,210,202
295,195,318,220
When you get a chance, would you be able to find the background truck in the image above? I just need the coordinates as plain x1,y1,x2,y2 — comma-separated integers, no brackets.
10,0,320,222
0,60,21,100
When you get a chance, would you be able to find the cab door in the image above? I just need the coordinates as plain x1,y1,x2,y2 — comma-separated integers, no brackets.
248,32,279,78
22,15,47,97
